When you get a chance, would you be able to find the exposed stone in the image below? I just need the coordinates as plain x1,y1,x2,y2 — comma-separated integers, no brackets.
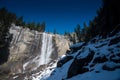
90,63,95,68
70,42,85,49
117,53,120,57
57,56,73,67
102,63,120,71
90,38,97,43
95,43,107,48
110,57,120,63
54,34,70,56
95,71,100,73
67,48,95,78
93,55,108,63
70,42,86,52
108,36,120,46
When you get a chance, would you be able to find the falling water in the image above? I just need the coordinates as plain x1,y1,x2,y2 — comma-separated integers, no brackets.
39,33,53,65
23,33,53,71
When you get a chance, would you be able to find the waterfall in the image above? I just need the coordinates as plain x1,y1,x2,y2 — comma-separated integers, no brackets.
39,33,53,65
23,33,53,71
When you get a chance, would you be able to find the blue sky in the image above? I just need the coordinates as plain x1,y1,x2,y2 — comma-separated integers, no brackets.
0,0,102,34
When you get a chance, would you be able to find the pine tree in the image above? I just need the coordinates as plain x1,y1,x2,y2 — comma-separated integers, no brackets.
35,22,46,32
41,22,45,32
74,24,81,42
53,29,57,34
16,16,24,26
81,22,88,41
0,7,14,64
92,0,120,36
35,22,41,31
26,22,35,30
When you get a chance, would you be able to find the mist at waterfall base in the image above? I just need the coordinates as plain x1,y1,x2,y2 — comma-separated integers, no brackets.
0,0,102,34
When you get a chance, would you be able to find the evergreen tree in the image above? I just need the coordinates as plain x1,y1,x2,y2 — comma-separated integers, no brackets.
64,31,70,36
41,22,45,32
16,16,25,26
0,7,14,64
82,22,87,34
34,22,46,32
35,22,41,31
92,0,120,36
81,22,88,41
26,22,35,30
53,29,57,34
74,24,81,42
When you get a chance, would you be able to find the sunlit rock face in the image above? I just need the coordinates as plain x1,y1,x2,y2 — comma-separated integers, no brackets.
5,24,70,76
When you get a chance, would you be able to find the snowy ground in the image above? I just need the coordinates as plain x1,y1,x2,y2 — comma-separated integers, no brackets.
30,32,120,80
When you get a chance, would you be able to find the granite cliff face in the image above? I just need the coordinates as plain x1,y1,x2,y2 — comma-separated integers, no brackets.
0,24,70,80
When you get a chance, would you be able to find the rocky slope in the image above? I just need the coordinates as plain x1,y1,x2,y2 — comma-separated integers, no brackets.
0,24,70,80
33,32,120,80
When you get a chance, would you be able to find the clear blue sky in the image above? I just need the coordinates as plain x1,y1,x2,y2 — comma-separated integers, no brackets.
0,0,102,34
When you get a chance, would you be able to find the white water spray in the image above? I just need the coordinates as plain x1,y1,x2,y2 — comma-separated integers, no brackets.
39,33,53,65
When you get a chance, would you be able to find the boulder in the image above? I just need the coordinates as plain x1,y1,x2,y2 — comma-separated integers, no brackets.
67,48,95,78
93,55,108,63
70,42,86,53
108,36,120,46
102,62,120,71
57,56,73,67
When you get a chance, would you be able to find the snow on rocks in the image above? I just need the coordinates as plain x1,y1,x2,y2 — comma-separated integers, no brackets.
28,32,120,80
70,42,85,49
37,32,120,80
